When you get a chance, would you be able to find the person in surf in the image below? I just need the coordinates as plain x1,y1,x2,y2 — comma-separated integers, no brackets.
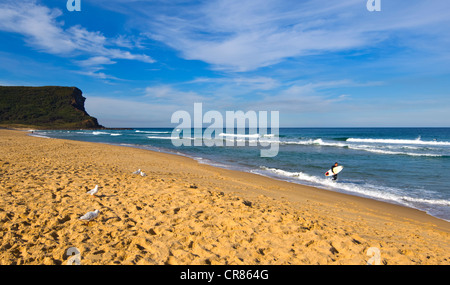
331,162,339,181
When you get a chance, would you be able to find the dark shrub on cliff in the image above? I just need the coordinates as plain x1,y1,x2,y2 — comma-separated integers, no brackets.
0,86,103,129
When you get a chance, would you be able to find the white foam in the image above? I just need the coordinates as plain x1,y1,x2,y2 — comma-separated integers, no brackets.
257,166,450,208
136,130,171,134
347,137,450,146
219,133,260,138
278,139,444,157
145,134,444,156
261,134,276,138
147,136,178,140
400,196,450,206
92,131,109,135
347,145,443,157
282,138,346,147
30,134,51,139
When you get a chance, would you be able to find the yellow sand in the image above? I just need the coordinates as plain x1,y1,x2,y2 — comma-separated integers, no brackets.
0,129,448,265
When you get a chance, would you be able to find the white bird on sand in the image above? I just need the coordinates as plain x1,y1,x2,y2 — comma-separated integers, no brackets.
140,171,147,177
79,209,100,225
86,185,99,197
132,169,141,175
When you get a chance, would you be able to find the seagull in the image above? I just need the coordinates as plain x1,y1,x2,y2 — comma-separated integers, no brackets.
86,185,99,197
79,209,100,225
140,171,147,177
132,169,141,175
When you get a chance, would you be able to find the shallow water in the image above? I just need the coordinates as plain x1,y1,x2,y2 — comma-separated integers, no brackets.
34,127,450,221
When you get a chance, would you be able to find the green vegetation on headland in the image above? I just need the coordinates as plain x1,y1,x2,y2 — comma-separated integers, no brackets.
0,86,104,130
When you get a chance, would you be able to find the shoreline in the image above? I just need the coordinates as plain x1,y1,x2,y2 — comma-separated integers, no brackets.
1,129,449,264
127,145,450,224
30,128,450,224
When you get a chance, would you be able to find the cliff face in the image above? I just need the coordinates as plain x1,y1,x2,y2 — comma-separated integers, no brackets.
0,86,104,129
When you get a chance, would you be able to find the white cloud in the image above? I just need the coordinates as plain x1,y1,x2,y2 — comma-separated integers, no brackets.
0,0,154,78
85,76,449,127
144,85,211,105
75,70,121,81
76,56,117,68
0,1,75,54
85,96,180,127
113,0,450,72
188,76,280,91
143,79,356,114
240,82,350,113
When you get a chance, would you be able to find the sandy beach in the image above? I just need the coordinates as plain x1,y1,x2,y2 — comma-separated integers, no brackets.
0,129,448,265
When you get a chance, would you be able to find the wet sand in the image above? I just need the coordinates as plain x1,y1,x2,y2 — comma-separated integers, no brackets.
0,129,448,265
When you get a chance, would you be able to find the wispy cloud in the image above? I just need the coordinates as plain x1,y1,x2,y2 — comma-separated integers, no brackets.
144,85,212,107
142,78,360,113
2,0,449,127
85,96,178,127
248,83,350,113
0,0,154,79
0,1,75,54
98,0,450,72
188,76,280,91
76,56,117,68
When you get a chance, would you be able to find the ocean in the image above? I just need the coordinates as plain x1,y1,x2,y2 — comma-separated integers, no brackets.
32,128,450,221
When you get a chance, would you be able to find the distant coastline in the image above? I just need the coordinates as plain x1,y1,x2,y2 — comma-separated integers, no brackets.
0,86,104,130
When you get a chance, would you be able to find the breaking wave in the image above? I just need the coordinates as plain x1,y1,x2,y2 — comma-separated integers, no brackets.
256,166,450,208
346,137,450,146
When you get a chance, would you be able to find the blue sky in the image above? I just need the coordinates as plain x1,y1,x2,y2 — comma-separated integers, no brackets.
0,0,449,127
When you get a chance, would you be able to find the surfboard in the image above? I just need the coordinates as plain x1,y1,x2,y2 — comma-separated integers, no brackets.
325,165,344,176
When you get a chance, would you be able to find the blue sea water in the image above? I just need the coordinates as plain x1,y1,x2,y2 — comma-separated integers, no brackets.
32,128,450,221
